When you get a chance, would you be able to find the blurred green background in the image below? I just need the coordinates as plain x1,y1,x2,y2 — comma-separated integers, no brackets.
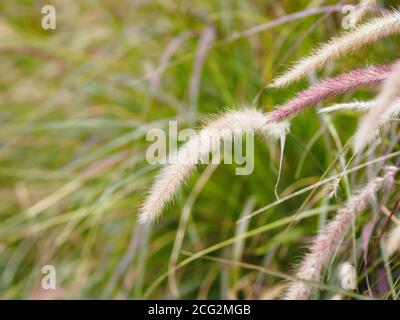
0,0,399,299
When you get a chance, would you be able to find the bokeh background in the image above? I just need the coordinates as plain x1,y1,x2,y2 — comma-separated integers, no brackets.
0,0,399,299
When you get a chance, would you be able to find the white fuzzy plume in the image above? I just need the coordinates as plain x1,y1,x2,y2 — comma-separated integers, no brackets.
385,224,400,256
354,60,400,152
318,100,375,113
271,10,400,88
138,109,289,224
320,99,400,115
284,166,398,300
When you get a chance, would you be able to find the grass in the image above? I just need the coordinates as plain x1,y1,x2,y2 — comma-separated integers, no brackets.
0,0,400,299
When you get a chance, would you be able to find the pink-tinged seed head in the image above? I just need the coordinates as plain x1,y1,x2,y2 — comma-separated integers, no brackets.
268,64,393,124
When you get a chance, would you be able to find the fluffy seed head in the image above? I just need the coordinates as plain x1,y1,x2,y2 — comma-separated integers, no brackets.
270,10,400,88
268,65,392,123
139,64,392,224
138,109,289,224
284,166,398,300
385,225,400,256
318,100,375,113
354,60,400,152
319,98,400,125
